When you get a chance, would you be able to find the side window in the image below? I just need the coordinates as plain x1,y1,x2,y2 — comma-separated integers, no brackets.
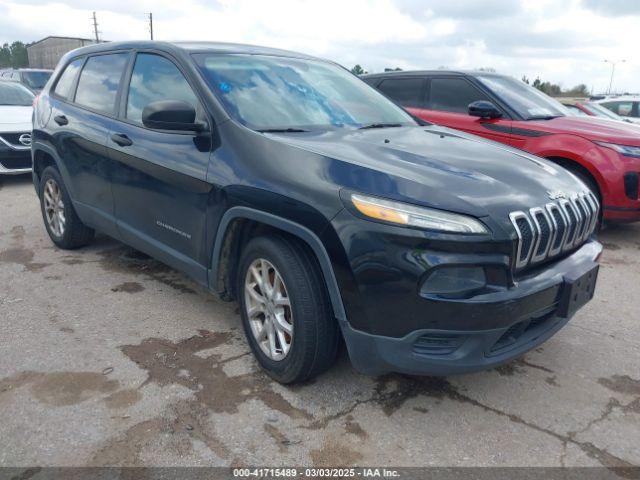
428,78,490,114
126,53,198,124
377,78,424,108
604,101,632,116
53,58,84,99
75,53,129,114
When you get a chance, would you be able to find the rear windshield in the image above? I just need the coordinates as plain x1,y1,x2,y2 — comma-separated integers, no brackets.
22,71,52,90
193,53,415,131
0,81,35,106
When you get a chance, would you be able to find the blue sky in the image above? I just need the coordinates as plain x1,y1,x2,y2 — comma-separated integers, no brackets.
1,0,638,94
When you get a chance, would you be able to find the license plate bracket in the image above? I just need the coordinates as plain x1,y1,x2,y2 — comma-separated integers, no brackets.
558,265,599,318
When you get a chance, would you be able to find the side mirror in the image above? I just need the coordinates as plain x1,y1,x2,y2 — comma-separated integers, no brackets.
468,100,502,119
142,100,205,132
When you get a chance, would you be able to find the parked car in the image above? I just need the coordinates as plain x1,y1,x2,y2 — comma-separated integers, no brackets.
592,96,640,124
562,100,636,124
32,42,601,383
0,80,34,174
0,68,53,93
363,71,640,223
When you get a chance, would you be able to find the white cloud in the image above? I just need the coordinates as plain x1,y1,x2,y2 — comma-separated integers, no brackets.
0,0,638,93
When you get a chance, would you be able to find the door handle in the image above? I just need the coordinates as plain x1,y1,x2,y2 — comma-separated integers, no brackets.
53,115,68,126
110,133,133,147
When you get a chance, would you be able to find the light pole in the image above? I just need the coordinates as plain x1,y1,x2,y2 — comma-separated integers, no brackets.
604,59,625,94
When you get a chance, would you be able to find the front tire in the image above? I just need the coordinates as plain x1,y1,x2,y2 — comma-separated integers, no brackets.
237,235,339,384
39,166,95,249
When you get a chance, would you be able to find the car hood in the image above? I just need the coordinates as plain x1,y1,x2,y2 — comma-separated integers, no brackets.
526,115,640,145
0,106,32,131
267,125,588,223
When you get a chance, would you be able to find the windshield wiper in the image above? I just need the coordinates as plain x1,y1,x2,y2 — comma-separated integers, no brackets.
358,123,403,130
527,115,562,121
257,127,309,133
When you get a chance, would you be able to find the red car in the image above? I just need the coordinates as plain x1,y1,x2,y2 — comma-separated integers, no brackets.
363,71,640,223
563,100,637,124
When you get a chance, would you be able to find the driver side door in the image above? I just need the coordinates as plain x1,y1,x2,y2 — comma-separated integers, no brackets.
107,51,214,283
421,76,513,146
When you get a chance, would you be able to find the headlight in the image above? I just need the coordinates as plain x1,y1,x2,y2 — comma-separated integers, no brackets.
595,141,640,159
350,193,489,234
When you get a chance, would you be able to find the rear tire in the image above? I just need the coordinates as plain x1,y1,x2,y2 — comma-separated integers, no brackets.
39,166,95,249
237,235,339,384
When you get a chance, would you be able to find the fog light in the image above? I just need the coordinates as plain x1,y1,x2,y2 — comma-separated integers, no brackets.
421,267,486,297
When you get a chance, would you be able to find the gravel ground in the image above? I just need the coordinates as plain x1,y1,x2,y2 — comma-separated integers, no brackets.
1,174,639,471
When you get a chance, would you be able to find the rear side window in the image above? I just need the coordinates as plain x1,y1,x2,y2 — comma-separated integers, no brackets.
54,59,84,99
125,53,198,124
428,78,490,114
75,53,128,114
377,78,425,107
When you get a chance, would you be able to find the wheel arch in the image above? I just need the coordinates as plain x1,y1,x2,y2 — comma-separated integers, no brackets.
545,155,603,202
31,142,74,197
209,206,347,323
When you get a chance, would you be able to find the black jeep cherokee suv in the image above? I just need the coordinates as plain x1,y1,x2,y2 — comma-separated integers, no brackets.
32,41,602,383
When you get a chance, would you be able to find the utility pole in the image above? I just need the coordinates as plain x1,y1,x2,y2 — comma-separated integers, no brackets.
604,59,625,94
148,12,154,40
92,11,100,42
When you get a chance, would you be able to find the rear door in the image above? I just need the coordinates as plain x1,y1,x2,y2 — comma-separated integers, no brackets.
107,51,214,282
420,76,513,145
48,52,130,234
375,77,426,117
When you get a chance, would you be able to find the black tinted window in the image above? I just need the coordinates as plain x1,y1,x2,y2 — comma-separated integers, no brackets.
126,53,198,124
54,59,83,99
429,78,489,113
75,53,128,114
378,78,424,107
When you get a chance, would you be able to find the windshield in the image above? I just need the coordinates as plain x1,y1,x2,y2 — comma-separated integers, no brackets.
586,102,624,120
22,71,51,90
193,53,415,131
0,81,35,106
476,75,570,120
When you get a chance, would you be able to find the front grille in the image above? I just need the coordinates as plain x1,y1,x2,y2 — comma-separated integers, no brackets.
0,151,32,170
510,191,599,270
0,132,30,149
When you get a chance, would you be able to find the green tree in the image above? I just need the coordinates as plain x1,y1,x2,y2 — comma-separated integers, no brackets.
350,64,367,75
0,43,11,68
566,84,589,96
9,41,28,68
522,75,530,84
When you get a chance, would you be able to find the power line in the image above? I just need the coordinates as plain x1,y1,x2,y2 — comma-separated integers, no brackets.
92,11,100,42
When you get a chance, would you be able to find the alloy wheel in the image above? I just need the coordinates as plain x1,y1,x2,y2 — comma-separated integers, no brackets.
43,179,66,237
244,258,294,361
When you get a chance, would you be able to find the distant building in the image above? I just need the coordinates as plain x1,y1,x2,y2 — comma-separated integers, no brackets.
27,36,99,69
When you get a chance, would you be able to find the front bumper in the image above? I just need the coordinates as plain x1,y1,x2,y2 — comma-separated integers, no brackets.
341,241,602,376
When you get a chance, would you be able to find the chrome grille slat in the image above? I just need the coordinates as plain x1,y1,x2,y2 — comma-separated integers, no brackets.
509,191,599,270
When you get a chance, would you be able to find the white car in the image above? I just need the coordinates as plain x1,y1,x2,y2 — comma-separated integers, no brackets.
0,80,33,174
593,95,640,124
